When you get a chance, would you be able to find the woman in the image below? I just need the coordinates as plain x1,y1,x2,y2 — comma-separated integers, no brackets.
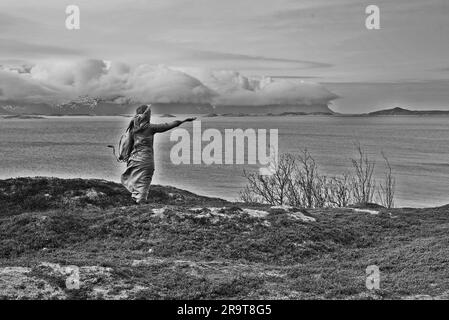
121,104,196,203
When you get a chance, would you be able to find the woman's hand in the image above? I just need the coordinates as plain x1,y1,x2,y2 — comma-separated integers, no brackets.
183,117,197,122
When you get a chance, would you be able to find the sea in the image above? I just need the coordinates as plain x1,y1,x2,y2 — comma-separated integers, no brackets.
1,114,448,208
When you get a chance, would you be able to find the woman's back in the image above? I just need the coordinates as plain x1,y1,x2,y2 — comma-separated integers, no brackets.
131,121,182,154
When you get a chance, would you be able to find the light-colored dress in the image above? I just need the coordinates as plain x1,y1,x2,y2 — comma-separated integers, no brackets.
121,115,181,203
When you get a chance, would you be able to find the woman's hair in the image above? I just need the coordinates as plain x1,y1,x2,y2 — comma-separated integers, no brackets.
126,105,150,133
135,104,149,115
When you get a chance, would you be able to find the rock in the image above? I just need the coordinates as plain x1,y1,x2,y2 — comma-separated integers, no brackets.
152,207,169,217
352,208,379,215
261,220,271,227
188,207,210,213
214,206,243,215
242,208,269,218
350,202,385,210
288,212,316,222
268,206,292,214
132,257,166,267
85,188,106,200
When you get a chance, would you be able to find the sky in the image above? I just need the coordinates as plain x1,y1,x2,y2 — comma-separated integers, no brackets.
1,0,449,111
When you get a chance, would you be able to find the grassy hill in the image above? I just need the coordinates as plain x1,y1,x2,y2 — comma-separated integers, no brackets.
0,177,448,300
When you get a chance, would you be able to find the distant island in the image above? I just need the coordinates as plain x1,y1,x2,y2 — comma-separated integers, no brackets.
367,107,449,116
2,115,46,120
160,113,176,118
221,113,250,117
202,113,219,117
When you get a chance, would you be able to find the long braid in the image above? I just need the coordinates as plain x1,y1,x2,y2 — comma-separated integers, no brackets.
126,119,134,133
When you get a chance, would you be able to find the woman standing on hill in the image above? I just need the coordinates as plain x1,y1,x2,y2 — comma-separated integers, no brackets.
121,104,195,203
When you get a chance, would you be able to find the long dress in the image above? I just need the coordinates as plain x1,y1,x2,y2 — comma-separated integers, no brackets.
121,116,181,203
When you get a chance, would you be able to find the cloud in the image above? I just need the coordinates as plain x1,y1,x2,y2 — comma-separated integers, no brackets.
0,59,337,106
0,60,216,105
216,78,338,106
0,68,62,103
178,68,338,106
121,64,216,104
30,59,108,86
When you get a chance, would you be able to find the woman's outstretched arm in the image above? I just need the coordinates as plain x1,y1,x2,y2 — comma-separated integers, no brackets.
151,117,196,133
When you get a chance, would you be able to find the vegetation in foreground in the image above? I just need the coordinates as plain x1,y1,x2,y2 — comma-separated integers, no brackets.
0,177,448,300
240,145,396,209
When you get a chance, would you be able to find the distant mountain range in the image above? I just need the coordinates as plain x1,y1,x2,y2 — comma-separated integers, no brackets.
0,96,334,116
0,97,135,116
1,99,448,117
213,104,334,115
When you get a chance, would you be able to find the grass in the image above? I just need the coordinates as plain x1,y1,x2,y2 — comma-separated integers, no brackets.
0,177,226,217
0,177,448,299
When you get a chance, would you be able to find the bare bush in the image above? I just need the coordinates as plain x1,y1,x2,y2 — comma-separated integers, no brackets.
238,185,261,204
377,152,396,208
351,143,376,205
327,174,353,207
240,149,352,208
287,149,325,208
240,153,296,206
240,145,396,209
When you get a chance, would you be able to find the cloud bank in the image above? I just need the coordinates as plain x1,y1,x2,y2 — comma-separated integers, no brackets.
0,59,337,106
180,68,337,106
